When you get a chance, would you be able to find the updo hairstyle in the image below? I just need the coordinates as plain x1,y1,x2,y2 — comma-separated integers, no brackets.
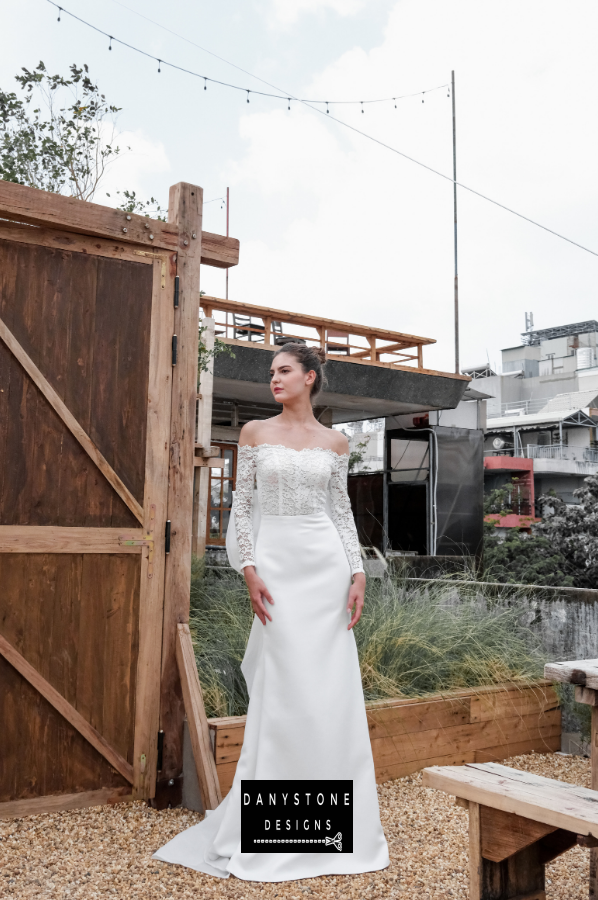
272,341,327,400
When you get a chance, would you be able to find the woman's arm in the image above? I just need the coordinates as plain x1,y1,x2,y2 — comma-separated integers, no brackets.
235,432,275,625
329,452,366,629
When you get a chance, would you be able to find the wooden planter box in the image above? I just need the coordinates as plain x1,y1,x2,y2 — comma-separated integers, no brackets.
207,681,560,798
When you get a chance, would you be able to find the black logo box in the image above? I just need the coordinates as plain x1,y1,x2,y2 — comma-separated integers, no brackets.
241,781,353,853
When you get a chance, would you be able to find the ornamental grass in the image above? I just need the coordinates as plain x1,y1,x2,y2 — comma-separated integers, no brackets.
189,559,545,719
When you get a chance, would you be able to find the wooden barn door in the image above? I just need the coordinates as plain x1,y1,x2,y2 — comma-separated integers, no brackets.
0,194,176,815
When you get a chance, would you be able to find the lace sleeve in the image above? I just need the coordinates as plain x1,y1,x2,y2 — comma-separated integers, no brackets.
235,445,258,569
329,454,364,576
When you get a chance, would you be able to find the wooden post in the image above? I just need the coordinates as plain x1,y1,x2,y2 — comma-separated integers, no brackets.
469,801,482,900
158,183,203,801
263,316,272,346
193,317,215,557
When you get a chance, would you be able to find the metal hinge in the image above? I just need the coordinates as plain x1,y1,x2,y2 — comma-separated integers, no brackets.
165,520,171,554
172,335,178,366
119,504,156,578
174,275,179,308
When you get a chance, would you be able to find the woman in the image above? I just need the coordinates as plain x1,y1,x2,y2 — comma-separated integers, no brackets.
154,342,389,881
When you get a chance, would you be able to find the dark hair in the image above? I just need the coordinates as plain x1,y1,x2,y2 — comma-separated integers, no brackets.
272,341,327,399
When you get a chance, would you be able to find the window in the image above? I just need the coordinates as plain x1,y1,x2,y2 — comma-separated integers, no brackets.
206,443,237,545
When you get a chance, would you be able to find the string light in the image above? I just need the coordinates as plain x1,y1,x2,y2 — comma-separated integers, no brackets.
108,36,112,50
45,0,448,111
42,0,598,258
326,102,329,114
246,90,250,103
287,98,291,111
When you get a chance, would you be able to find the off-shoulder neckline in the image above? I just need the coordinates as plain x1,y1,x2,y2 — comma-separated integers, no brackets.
240,442,349,460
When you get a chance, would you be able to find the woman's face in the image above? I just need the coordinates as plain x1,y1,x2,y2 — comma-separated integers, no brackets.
269,353,315,404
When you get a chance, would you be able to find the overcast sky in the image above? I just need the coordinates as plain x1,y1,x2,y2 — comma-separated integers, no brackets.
3,0,598,374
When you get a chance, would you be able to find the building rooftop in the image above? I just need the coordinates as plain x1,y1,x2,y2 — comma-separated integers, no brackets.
521,320,598,346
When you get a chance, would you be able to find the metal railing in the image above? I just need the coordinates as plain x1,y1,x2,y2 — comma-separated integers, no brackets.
199,296,444,371
487,398,548,419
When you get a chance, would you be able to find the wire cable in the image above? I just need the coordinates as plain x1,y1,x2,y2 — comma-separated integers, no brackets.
47,0,598,258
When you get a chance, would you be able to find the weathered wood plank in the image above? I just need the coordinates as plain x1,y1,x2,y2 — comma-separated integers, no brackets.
0,787,132,819
0,631,133,783
92,257,152,510
0,180,239,267
470,685,559,723
367,696,471,740
0,526,142,552
544,659,598,688
370,709,561,768
132,257,174,799
480,805,557,863
0,314,143,523
0,220,156,264
469,801,482,900
160,184,204,786
474,734,561,764
422,763,598,834
176,624,222,810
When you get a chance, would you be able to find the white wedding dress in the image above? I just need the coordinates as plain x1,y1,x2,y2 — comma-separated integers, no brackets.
153,444,389,882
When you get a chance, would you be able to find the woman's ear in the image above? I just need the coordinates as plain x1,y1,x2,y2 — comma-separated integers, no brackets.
305,369,316,387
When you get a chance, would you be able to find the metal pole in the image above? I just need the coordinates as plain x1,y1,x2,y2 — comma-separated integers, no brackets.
452,70,459,374
225,186,230,300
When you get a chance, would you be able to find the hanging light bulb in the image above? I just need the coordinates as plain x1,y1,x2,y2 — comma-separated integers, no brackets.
157,59,161,73
394,98,397,108
247,90,250,103
361,101,364,114
204,78,207,91
108,36,113,51
422,92,425,103
288,98,291,110
57,6,62,20
326,102,329,114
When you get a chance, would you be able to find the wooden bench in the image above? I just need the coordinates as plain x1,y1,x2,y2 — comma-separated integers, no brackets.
422,761,598,900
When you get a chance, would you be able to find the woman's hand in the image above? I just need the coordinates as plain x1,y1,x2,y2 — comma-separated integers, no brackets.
346,572,366,630
243,566,275,625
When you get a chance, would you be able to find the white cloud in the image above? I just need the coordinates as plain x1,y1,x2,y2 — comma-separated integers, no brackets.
219,0,598,374
100,129,171,208
270,0,365,26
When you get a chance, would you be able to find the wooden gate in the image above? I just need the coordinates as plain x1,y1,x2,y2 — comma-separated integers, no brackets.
0,181,238,817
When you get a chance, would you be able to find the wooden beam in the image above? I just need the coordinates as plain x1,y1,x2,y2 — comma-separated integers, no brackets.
0,525,143,553
160,183,203,786
132,257,175,800
0,315,144,524
0,632,134,784
469,801,482,900
176,624,222,810
480,805,557,862
0,788,132,820
0,180,239,267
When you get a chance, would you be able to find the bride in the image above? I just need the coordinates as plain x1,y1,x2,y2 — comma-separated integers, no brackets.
154,342,389,882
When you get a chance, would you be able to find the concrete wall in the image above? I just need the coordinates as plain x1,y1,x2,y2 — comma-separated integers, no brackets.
408,578,598,662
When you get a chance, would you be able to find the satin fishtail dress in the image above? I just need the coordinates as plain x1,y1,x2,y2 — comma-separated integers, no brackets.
153,444,389,881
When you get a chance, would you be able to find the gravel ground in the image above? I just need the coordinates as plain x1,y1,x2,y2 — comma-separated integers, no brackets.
0,753,591,899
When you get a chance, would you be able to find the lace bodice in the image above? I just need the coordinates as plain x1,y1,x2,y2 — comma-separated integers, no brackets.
234,443,364,575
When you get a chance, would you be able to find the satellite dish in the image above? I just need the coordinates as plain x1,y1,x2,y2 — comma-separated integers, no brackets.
493,437,505,450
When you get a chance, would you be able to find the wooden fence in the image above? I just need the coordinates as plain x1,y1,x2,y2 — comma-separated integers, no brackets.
208,682,560,797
